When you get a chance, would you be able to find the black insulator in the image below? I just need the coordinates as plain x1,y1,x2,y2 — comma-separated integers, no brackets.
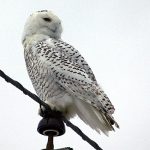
37,117,65,136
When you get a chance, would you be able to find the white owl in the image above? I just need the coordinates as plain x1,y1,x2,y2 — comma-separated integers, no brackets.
22,10,119,135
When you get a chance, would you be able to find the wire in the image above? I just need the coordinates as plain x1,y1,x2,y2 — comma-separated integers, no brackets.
0,69,103,150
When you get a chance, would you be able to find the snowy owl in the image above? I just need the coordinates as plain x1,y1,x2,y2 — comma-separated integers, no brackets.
22,10,119,135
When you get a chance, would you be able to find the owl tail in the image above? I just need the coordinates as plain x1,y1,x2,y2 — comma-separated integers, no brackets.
73,99,118,135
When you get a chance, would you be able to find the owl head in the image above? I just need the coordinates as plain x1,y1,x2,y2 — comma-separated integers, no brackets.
22,10,63,43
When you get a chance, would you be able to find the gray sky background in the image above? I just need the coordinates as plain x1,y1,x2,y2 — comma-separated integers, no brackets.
0,0,150,149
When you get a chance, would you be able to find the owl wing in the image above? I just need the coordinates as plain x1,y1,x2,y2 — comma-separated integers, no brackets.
53,39,98,84
32,38,115,115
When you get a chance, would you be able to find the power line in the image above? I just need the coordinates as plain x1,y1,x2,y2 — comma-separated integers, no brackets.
0,69,103,150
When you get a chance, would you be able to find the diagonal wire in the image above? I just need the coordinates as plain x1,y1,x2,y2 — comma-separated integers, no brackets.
0,69,103,150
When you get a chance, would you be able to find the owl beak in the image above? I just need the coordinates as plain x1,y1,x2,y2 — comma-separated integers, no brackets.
50,24,58,33
51,28,57,33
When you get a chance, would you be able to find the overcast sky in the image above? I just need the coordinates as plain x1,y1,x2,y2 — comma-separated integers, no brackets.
0,0,150,150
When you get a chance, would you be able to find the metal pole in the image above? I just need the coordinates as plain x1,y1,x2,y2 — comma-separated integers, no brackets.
46,135,54,150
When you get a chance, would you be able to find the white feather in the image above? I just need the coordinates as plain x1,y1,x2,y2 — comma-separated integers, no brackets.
73,99,114,135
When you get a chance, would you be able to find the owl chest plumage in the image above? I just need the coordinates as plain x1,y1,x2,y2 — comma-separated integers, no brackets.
24,41,66,102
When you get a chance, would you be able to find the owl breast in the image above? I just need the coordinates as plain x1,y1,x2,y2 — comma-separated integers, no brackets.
24,46,74,116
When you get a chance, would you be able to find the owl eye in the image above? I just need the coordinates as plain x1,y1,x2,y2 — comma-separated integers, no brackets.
43,17,52,22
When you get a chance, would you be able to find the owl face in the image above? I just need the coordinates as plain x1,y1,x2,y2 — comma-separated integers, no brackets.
22,10,63,41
